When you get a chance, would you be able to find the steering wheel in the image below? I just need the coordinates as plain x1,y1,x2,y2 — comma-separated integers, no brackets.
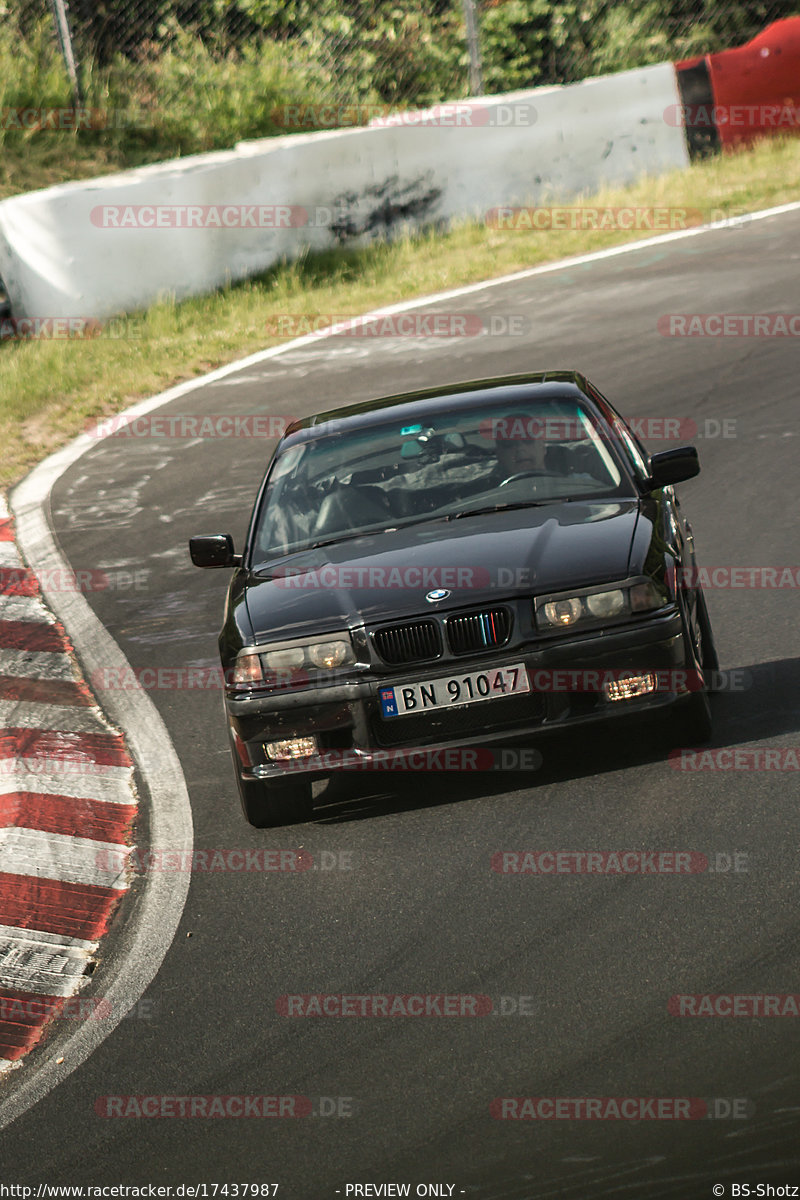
498,469,547,488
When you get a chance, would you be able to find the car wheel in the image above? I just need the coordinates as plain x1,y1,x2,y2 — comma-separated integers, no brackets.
673,687,712,745
672,585,715,745
694,586,720,685
236,773,313,828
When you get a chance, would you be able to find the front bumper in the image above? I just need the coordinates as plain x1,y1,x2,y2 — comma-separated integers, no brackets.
225,608,690,783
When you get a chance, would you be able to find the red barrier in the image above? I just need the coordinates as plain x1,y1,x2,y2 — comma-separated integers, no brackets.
676,18,800,148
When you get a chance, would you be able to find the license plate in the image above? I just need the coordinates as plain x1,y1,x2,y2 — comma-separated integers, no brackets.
379,662,530,718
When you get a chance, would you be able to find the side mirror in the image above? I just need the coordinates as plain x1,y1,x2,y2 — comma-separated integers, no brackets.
189,533,240,568
647,446,700,489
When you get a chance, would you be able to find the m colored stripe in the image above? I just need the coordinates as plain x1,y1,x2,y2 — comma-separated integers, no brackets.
0,792,135,844
0,728,131,768
0,569,37,597
0,987,71,1059
0,621,66,652
0,675,92,706
0,872,123,940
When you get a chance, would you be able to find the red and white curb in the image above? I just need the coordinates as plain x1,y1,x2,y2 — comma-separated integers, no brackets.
0,495,137,1073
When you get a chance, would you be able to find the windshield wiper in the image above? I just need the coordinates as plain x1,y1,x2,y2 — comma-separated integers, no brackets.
305,512,459,550
255,515,447,561
447,500,562,521
304,528,395,551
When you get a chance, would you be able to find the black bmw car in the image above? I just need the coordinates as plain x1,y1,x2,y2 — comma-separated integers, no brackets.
190,371,717,827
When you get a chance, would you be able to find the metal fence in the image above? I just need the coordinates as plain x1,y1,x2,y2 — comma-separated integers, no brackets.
12,1,800,116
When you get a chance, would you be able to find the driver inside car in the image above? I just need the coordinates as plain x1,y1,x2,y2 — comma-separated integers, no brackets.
492,424,546,483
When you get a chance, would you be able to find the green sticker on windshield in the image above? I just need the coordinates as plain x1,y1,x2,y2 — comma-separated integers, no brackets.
400,424,423,435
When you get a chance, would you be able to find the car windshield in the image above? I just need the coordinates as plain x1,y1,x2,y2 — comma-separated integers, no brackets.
251,397,634,563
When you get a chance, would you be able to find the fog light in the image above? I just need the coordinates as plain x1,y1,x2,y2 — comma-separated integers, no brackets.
604,673,657,701
264,737,318,761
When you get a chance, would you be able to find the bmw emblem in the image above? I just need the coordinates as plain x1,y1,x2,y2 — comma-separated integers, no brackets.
426,589,450,603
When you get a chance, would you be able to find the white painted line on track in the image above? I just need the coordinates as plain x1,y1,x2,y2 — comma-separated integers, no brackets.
4,195,799,1125
0,651,77,683
0,701,109,735
0,544,24,567
0,827,131,890
5,473,192,1126
0,597,54,624
0,934,95,996
0,767,135,805
0,923,98,951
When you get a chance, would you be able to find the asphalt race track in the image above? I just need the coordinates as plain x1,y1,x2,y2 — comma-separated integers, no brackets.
2,208,800,1197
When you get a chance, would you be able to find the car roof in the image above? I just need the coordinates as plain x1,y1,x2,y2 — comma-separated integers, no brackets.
280,371,594,443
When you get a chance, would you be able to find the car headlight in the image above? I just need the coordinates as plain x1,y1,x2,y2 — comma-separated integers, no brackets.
542,597,583,627
535,581,666,631
307,640,351,669
262,646,305,672
229,634,356,690
585,589,625,618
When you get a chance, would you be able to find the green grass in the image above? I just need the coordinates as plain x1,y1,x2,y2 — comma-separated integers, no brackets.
1,135,799,488
0,20,359,200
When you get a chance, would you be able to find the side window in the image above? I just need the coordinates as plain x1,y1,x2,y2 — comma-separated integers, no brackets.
585,383,650,485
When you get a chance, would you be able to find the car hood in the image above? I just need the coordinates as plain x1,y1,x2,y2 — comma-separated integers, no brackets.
244,500,641,642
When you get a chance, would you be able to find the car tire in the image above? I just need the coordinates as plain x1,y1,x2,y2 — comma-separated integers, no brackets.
671,584,716,745
235,770,313,828
672,688,712,745
694,586,720,686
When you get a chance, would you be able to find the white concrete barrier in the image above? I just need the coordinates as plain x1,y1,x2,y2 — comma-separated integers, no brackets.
0,64,687,320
